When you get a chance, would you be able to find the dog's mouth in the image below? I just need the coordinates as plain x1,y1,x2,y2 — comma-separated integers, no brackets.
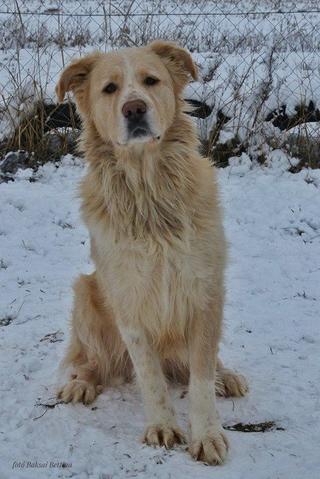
125,121,160,145
131,126,150,138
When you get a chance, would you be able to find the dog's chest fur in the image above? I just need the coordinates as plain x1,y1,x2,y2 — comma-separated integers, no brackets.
81,146,222,343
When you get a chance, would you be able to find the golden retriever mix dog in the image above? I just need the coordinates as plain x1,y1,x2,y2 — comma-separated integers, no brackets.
56,40,248,465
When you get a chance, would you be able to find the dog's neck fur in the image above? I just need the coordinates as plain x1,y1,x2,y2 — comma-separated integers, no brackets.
79,106,201,246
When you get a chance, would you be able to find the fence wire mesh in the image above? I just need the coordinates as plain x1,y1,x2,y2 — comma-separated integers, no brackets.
0,1,320,167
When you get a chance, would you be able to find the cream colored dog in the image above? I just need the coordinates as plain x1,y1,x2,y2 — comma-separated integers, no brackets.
56,40,248,465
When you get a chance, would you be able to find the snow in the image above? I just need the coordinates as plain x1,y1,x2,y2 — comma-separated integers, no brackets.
1,2,319,474
0,155,319,478
1,1,320,130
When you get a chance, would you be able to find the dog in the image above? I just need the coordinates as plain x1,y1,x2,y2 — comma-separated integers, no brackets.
56,40,248,465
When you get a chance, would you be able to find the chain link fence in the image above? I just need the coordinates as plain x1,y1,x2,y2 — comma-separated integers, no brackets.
0,0,320,170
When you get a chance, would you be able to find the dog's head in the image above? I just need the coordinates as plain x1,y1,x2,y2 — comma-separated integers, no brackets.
56,41,197,147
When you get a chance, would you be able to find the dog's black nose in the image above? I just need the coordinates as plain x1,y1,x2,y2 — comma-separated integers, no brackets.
122,100,147,120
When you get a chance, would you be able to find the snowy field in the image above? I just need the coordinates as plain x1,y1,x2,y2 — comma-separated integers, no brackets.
1,0,320,145
0,155,319,478
0,1,320,477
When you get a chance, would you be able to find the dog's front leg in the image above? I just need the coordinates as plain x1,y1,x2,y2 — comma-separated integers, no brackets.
188,304,229,465
118,323,186,448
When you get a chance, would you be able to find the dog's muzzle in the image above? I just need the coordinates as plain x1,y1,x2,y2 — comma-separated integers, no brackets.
122,99,151,139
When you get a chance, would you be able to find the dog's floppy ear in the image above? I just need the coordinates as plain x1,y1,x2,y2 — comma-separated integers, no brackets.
149,40,198,89
56,53,101,103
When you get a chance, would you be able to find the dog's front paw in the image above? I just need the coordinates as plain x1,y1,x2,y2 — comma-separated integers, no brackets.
143,424,186,449
189,430,229,465
57,379,102,405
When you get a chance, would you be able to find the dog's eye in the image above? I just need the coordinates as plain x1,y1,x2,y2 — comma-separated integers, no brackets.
144,76,159,86
102,82,118,94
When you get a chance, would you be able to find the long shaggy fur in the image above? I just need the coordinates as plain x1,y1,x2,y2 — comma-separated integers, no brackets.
56,41,248,465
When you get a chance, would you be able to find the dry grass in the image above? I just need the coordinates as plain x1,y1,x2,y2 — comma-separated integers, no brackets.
0,3,319,174
0,96,80,179
223,421,285,433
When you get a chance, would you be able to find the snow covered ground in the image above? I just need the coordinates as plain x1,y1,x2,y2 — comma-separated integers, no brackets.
1,0,320,142
0,155,319,478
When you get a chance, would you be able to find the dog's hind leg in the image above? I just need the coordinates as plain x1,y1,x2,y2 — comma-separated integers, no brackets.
163,357,248,398
57,357,103,405
57,273,131,405
215,358,248,398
